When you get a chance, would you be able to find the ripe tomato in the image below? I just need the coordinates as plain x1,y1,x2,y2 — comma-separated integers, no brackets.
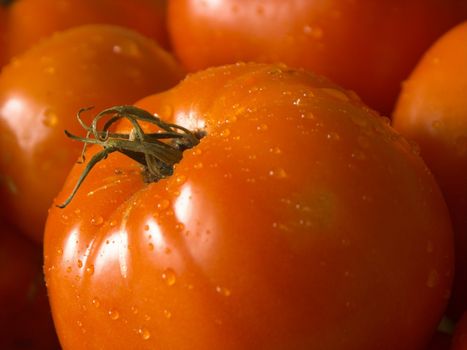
45,63,453,349
168,0,467,115
393,21,467,319
0,225,60,349
2,0,169,64
0,24,184,243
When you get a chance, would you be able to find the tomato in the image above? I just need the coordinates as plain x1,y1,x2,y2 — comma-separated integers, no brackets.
0,225,60,349
2,0,169,65
168,0,467,115
393,21,467,319
453,312,467,350
45,63,453,349
0,24,184,243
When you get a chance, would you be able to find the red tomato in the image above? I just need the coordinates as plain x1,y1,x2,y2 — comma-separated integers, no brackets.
0,226,60,349
45,63,453,349
168,0,467,115
2,0,169,64
393,21,467,319
0,24,184,243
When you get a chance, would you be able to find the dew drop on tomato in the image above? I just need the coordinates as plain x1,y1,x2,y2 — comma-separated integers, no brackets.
161,268,177,286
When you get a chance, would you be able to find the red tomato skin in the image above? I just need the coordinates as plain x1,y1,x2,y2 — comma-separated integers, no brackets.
393,21,467,319
3,0,169,63
168,0,467,115
45,63,453,349
0,24,184,242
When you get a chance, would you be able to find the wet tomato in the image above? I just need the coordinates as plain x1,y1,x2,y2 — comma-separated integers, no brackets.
0,24,183,242
1,0,169,65
393,21,467,319
0,225,60,349
45,63,453,349
168,0,467,115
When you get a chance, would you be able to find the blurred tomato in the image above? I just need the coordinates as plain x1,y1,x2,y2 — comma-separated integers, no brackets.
45,63,453,349
393,21,467,319
0,226,60,349
168,0,467,115
2,0,169,65
0,24,184,243
453,312,467,350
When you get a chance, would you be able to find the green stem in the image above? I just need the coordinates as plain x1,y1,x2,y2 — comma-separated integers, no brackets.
57,105,203,208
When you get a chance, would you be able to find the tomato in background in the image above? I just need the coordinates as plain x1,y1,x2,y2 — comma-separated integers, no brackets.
0,226,60,349
45,63,453,349
0,24,184,243
453,312,467,350
426,332,452,350
168,0,467,115
2,0,169,65
393,21,467,319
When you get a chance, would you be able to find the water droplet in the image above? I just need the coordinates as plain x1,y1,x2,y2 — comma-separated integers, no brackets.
426,269,439,288
268,167,288,179
109,309,120,320
77,260,83,268
216,286,232,297
157,199,170,210
86,265,95,275
175,175,186,184
138,327,151,340
257,124,268,131
112,41,141,58
144,314,151,321
194,162,204,169
148,242,154,251
163,309,172,319
91,216,104,226
66,266,72,273
57,249,63,256
43,109,59,127
303,25,323,39
131,306,139,314
162,268,177,286
92,298,100,308
326,132,340,141
269,146,282,155
220,128,231,137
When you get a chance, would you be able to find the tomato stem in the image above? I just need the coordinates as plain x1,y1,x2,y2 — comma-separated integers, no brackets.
57,105,203,208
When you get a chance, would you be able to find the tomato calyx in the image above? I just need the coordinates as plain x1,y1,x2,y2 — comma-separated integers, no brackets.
57,105,203,208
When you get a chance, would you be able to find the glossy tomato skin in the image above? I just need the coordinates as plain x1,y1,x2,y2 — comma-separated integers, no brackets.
0,24,184,243
168,0,467,115
0,226,60,349
3,0,169,64
393,21,467,319
45,63,453,349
